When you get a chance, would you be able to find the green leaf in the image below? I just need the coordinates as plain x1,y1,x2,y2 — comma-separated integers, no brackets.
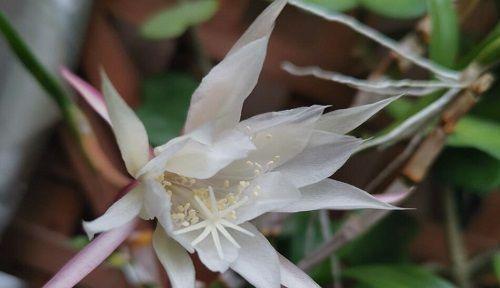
448,116,500,160
460,23,500,67
339,213,418,265
494,252,500,282
141,0,218,39
304,0,359,12
427,0,459,68
343,264,455,288
0,11,79,136
136,73,197,145
434,148,500,193
359,0,426,19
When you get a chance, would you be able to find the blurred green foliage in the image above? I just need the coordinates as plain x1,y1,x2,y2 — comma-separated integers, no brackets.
343,265,455,288
141,0,218,39
136,73,197,146
305,0,427,19
428,0,459,68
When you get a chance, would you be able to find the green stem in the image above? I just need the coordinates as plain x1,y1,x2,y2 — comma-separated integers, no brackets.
0,11,81,140
443,187,472,288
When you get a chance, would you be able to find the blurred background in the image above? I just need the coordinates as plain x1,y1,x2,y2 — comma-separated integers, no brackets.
0,0,499,287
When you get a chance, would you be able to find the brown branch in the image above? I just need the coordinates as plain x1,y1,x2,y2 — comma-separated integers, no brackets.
298,73,494,271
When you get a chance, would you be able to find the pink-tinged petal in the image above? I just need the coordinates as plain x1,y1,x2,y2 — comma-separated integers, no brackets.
43,220,137,288
101,71,150,176
184,0,287,135
230,223,281,288
60,67,111,124
278,253,320,288
152,228,195,288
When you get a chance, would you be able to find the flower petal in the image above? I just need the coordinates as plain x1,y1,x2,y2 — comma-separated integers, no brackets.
235,172,301,224
217,105,326,180
101,71,150,176
83,185,143,239
164,129,255,179
315,96,400,134
141,178,171,221
276,178,398,213
278,253,320,288
184,0,286,135
227,0,287,56
136,137,190,178
152,228,195,288
276,131,362,187
230,223,281,288
61,67,111,124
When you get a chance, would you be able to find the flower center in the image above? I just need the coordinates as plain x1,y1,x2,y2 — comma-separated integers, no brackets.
171,186,254,259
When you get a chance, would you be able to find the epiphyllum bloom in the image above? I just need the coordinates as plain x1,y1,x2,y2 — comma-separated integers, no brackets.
73,0,401,287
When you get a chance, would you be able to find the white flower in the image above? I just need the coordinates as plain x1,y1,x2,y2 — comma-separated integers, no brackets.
76,0,402,287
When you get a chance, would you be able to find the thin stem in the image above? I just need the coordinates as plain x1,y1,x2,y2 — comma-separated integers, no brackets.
43,182,138,288
443,187,472,288
288,0,462,81
282,62,464,96
358,88,461,151
319,210,342,288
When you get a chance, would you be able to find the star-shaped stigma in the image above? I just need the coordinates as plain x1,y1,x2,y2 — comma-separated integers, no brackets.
173,186,254,259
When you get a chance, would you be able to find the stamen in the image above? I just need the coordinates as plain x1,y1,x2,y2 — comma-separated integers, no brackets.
220,196,249,217
208,186,218,216
191,226,211,246
194,196,212,219
211,226,224,259
216,223,240,248
173,220,208,235
220,219,255,236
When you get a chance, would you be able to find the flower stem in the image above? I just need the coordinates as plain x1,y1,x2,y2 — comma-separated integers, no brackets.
43,182,138,288
443,187,472,288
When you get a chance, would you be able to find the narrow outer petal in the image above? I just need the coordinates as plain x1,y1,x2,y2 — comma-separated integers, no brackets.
276,178,398,213
315,95,401,134
278,253,320,288
61,67,111,124
276,131,362,187
227,0,287,55
152,228,195,288
184,0,287,135
230,223,281,288
83,186,143,239
101,71,150,176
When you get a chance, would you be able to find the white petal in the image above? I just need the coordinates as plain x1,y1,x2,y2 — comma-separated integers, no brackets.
235,172,301,224
216,106,326,180
230,223,281,288
152,228,195,288
277,131,362,187
184,0,286,135
141,179,171,220
227,0,287,56
276,178,398,213
184,37,269,135
278,253,320,288
136,137,189,178
83,185,143,239
165,129,255,179
190,229,238,272
315,96,400,134
101,71,150,176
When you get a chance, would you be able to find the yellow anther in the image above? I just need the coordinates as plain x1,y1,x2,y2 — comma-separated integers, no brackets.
224,180,230,188
265,133,273,139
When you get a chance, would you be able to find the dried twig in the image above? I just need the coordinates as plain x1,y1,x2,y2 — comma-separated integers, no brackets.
298,74,493,271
